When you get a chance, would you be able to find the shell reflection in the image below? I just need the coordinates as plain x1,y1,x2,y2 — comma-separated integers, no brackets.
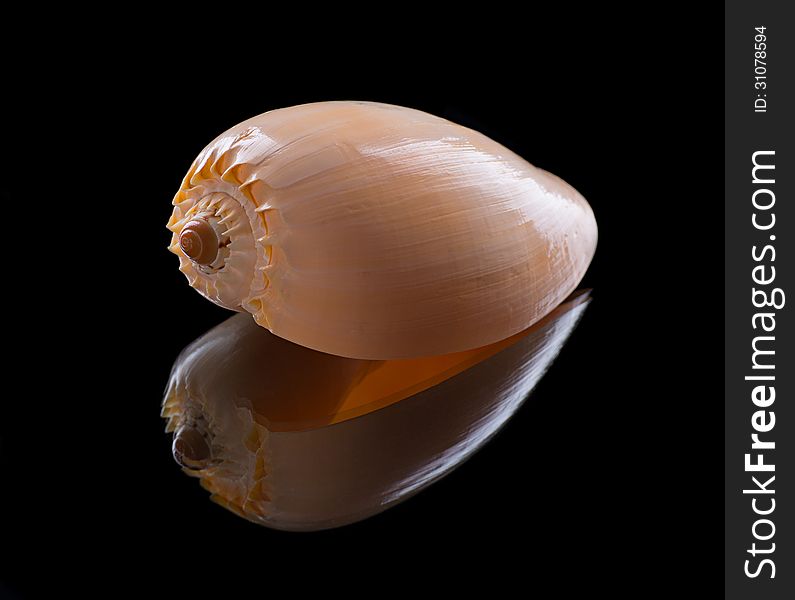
162,291,590,531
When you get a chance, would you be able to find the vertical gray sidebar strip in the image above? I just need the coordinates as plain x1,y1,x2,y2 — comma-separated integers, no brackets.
725,3,794,599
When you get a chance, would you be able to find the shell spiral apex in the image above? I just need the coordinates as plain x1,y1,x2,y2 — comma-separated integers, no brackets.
168,101,597,359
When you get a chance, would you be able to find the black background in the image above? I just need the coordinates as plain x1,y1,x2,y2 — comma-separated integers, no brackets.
2,9,722,598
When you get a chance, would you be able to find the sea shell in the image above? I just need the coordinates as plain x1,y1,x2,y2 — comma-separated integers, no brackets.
167,101,597,359
162,290,590,531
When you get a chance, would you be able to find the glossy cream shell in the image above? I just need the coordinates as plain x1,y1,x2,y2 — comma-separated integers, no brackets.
168,102,597,359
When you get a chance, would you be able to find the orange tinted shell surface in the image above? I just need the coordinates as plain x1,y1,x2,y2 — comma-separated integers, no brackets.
167,102,597,359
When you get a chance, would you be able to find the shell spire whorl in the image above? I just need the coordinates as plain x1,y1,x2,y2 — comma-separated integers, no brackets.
172,426,212,470
168,102,597,360
179,217,222,267
167,150,271,316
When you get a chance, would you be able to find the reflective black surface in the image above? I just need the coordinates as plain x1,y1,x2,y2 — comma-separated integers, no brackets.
2,14,722,598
